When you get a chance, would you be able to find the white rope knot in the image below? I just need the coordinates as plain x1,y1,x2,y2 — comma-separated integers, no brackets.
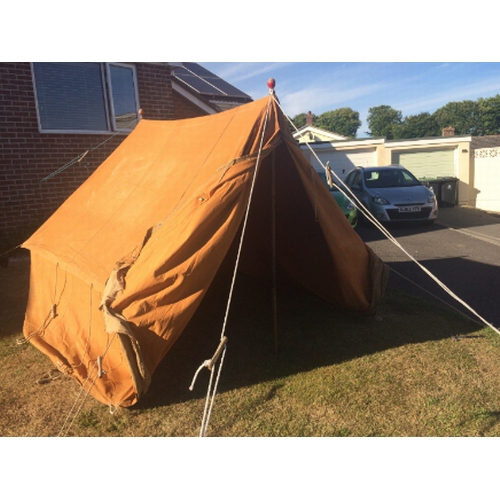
189,336,227,391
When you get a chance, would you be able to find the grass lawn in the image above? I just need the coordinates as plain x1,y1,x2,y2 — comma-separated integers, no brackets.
1,253,500,437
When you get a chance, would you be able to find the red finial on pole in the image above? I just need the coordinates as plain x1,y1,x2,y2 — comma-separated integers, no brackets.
267,78,276,94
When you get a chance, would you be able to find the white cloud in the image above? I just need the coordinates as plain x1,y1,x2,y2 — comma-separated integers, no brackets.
280,82,386,117
397,78,500,115
207,62,293,84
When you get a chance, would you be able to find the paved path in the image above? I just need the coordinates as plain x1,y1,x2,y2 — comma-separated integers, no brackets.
356,206,500,330
436,206,500,247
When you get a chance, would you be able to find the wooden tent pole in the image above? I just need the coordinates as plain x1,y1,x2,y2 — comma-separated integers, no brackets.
271,149,278,353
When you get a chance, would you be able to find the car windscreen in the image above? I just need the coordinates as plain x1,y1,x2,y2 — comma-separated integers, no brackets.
364,169,421,188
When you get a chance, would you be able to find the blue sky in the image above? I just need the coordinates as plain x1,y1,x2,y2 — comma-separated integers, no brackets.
201,62,500,137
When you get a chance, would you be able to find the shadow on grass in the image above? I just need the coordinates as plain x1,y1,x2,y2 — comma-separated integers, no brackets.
383,257,500,328
136,268,481,410
479,410,500,434
2,254,483,413
0,255,30,339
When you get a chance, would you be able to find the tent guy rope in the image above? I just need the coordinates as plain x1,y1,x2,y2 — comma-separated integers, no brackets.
275,96,500,337
0,117,143,260
189,88,274,437
57,331,120,436
38,115,140,184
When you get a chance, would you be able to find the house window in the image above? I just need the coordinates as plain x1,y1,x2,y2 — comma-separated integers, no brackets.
32,62,140,134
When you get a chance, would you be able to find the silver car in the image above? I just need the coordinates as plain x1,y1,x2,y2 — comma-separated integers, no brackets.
344,165,438,224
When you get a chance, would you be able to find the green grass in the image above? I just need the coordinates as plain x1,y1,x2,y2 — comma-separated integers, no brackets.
1,255,500,437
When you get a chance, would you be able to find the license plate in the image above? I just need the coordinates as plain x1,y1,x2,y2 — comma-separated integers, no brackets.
399,206,421,213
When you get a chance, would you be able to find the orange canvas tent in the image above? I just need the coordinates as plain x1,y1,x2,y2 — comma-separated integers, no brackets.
23,95,388,408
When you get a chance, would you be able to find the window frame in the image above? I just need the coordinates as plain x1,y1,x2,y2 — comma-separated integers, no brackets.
31,62,141,135
105,62,141,133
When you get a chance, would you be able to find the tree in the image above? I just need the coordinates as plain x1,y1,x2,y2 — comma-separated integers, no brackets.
477,95,500,135
433,100,479,135
392,112,441,139
366,105,402,139
314,108,361,138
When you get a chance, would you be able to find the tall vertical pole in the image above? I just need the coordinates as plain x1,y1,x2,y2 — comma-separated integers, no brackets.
267,78,278,353
271,149,278,353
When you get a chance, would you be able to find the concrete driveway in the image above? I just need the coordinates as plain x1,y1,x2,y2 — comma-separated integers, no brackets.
356,206,500,330
434,206,500,247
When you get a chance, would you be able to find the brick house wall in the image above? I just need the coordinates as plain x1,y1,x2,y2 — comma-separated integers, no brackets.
172,89,211,119
0,62,209,257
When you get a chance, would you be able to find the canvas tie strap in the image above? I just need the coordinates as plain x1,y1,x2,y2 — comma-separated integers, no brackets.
100,259,152,396
18,263,66,345
325,162,334,188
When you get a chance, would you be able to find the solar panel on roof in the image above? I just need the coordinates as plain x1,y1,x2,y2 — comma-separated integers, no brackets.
203,77,249,98
182,62,217,79
175,73,226,96
173,63,251,100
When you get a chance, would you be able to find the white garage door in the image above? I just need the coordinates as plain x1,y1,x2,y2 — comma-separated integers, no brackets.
391,148,455,179
474,148,500,212
311,149,376,181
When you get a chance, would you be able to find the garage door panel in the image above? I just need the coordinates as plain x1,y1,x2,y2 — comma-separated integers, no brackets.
392,149,455,178
312,149,376,180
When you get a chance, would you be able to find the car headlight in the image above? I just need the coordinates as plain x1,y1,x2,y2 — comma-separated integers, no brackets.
372,196,390,205
345,202,355,211
428,194,436,203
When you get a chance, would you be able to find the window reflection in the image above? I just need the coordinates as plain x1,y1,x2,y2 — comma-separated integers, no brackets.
33,62,140,133
109,64,139,130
